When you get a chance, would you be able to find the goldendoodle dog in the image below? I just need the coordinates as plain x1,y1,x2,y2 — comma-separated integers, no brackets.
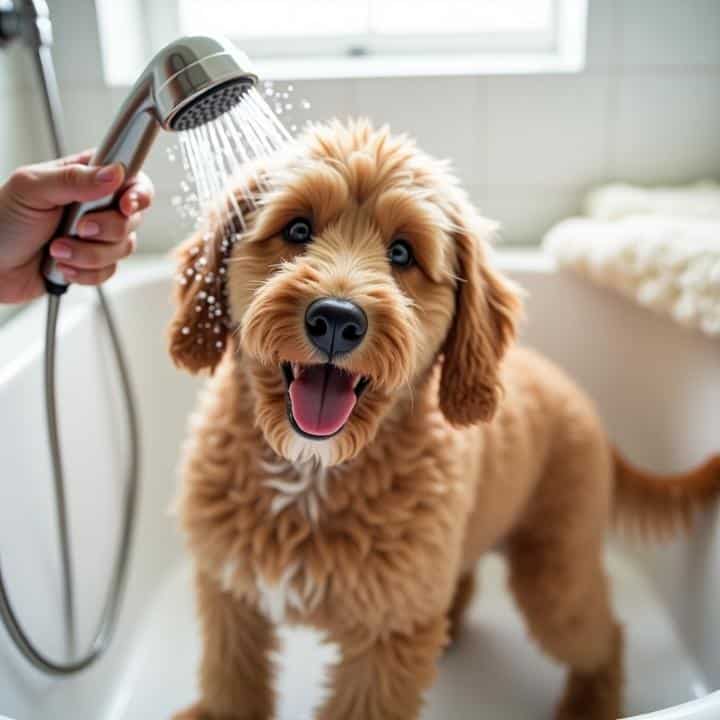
168,119,719,720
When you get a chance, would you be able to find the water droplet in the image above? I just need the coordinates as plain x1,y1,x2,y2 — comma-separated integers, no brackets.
215,341,223,349
285,103,293,111
208,296,216,304
185,268,194,276
301,99,311,110
287,84,294,92
198,291,207,299
181,326,190,335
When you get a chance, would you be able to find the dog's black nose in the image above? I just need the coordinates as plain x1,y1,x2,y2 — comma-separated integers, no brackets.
305,297,367,358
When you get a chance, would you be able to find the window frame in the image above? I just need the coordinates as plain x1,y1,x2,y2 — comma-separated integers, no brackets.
100,0,587,85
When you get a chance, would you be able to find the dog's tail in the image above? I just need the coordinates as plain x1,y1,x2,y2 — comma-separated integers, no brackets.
613,448,720,540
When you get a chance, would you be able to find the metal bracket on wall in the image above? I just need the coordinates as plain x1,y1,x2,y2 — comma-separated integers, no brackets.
0,0,52,49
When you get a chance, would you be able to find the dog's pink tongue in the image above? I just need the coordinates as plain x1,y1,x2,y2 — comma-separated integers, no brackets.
289,365,357,436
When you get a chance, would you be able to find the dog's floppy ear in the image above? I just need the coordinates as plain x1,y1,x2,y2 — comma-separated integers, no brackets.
168,164,268,373
168,215,237,374
439,203,522,426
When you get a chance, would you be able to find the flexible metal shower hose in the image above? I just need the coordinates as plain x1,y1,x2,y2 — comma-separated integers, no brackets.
0,289,139,674
0,37,140,675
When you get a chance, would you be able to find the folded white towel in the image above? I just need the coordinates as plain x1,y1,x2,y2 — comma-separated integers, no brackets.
544,216,720,336
585,181,720,221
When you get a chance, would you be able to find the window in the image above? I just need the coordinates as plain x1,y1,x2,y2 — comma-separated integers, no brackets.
96,0,587,85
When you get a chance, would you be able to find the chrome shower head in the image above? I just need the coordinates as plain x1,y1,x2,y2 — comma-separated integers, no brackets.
42,35,257,293
149,35,257,131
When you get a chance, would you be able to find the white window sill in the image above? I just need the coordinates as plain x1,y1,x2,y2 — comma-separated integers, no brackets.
250,52,585,81
101,51,586,87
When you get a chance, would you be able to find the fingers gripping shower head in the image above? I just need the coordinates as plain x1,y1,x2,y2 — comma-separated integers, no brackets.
42,35,257,293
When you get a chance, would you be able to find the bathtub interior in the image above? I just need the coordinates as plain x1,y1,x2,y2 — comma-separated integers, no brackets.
0,253,718,720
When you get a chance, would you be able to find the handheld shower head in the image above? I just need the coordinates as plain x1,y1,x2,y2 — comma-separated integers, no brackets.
42,35,257,292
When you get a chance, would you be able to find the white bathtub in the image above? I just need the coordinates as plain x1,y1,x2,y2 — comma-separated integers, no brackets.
0,252,718,720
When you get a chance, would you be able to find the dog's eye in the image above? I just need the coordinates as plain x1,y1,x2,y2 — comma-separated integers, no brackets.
388,239,414,268
283,218,313,244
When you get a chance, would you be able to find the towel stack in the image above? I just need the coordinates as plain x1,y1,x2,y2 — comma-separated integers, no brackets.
543,181,720,337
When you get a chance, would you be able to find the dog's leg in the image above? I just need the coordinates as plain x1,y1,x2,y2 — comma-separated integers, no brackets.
447,570,476,646
506,529,623,720
173,571,277,720
316,615,448,720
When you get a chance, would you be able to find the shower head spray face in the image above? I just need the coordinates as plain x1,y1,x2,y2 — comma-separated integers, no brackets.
170,78,252,130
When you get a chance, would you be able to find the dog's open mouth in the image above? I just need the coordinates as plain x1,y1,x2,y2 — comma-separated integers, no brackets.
281,362,370,440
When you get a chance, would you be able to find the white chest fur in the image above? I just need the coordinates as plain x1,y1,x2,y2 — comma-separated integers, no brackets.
254,448,336,622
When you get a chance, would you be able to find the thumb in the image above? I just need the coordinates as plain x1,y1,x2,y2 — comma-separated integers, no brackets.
9,162,125,209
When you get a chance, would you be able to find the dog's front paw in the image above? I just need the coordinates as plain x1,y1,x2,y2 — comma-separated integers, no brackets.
554,668,621,720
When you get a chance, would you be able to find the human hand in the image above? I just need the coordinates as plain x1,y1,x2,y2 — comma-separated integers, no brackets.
0,149,154,303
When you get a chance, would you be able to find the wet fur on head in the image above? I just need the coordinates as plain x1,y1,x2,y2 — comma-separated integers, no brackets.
169,120,720,720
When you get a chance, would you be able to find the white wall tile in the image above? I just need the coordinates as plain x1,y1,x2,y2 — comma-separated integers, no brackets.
51,0,106,89
58,88,117,152
134,186,189,254
618,0,720,68
485,73,610,187
609,71,720,184
483,184,585,245
0,90,52,178
464,184,490,214
585,0,618,71
291,78,357,126
354,76,485,187
0,43,38,93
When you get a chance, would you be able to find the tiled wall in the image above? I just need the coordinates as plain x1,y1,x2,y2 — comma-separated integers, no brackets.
2,0,720,259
